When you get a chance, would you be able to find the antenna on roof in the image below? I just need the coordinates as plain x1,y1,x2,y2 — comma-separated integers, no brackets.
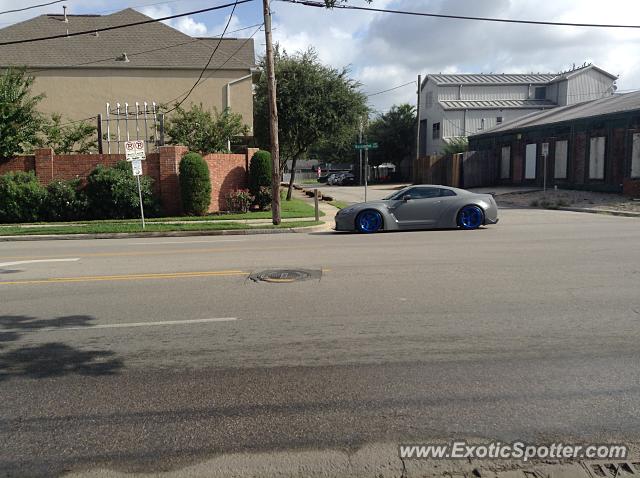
63,5,68,23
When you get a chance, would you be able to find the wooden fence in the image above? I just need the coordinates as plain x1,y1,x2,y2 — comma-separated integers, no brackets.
413,151,498,188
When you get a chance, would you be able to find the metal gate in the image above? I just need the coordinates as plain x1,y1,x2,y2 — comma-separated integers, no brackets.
97,102,165,154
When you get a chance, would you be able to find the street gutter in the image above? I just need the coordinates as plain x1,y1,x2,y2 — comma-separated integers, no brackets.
0,223,329,242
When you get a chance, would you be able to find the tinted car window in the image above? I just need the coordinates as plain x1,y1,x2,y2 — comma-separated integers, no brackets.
440,189,457,197
410,187,442,199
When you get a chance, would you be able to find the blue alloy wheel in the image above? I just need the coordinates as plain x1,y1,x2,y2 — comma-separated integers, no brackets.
458,205,484,230
356,210,383,233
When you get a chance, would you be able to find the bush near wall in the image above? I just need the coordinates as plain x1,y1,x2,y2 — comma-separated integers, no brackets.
249,150,272,210
179,152,212,216
85,161,159,220
0,171,47,223
0,162,160,223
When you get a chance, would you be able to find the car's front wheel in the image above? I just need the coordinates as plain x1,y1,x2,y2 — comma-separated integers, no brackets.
356,210,383,233
457,205,484,230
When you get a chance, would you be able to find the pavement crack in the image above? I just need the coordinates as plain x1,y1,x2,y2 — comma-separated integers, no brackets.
399,455,408,478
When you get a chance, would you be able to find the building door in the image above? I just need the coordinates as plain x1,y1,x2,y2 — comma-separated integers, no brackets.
525,143,537,180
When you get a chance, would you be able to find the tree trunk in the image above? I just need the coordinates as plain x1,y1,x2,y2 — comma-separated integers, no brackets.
286,155,299,201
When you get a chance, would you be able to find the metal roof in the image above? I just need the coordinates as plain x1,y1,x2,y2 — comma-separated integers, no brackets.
471,90,640,137
0,9,255,70
428,73,556,85
439,99,557,110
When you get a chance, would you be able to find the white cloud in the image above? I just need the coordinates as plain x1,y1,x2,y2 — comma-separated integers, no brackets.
174,16,208,36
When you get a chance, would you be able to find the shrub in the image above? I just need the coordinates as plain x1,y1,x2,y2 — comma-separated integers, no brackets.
179,152,211,216
248,150,272,198
85,161,158,219
254,186,273,211
225,189,253,213
43,179,87,221
0,171,47,223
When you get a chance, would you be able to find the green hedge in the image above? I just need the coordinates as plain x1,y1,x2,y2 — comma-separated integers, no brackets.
179,152,211,216
85,161,158,220
0,171,47,223
249,150,272,210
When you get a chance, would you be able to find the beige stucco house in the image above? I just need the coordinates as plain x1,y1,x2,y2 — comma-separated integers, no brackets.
0,8,256,138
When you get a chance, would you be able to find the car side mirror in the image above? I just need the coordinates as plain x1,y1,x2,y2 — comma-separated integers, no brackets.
402,194,412,202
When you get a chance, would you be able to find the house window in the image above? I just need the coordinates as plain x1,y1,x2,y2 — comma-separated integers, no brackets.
534,86,546,100
500,146,511,179
554,140,568,179
632,133,640,178
496,116,503,124
432,122,441,140
589,136,606,179
525,143,537,179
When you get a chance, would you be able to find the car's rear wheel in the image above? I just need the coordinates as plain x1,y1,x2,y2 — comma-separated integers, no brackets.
457,205,484,230
356,210,383,233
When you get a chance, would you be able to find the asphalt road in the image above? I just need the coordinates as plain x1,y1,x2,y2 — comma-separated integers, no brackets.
1,209,640,477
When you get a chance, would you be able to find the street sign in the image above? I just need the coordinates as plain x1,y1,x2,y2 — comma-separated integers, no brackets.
354,143,378,150
131,159,143,176
125,140,146,161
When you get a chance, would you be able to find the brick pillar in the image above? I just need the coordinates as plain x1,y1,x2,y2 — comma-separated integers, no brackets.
34,148,54,185
158,145,188,215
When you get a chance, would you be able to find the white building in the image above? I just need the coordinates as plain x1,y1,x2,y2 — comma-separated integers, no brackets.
419,64,618,155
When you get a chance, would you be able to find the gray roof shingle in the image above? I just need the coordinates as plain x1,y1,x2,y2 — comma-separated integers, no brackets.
471,90,640,137
0,8,255,70
428,73,556,85
439,99,557,110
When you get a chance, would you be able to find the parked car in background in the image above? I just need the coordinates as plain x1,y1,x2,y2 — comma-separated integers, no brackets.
337,173,356,186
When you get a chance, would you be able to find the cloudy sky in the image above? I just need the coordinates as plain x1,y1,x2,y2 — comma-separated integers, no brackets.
2,0,640,113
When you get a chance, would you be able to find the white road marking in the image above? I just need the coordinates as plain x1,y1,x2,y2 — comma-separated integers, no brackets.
127,239,244,245
10,317,239,333
0,258,80,268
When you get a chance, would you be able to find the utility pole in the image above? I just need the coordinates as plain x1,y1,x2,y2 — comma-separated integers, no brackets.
358,117,363,186
364,116,368,202
262,0,281,225
415,74,421,162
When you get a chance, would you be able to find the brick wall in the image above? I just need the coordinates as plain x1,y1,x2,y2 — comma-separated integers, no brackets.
0,146,255,215
623,179,640,197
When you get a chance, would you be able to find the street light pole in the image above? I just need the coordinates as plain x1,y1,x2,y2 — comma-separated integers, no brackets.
262,0,281,225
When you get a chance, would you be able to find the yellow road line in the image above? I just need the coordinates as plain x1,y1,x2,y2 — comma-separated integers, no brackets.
0,270,248,286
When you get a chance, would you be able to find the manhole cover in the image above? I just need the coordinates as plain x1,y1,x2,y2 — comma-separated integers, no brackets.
249,269,321,283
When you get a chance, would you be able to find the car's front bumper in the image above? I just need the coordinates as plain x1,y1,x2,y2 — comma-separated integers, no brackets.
334,213,355,231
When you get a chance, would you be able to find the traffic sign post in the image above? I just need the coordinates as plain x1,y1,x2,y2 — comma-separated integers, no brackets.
354,143,378,150
541,143,549,192
354,143,378,200
125,141,146,229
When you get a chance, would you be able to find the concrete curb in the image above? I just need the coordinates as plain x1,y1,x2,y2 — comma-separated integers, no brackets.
0,223,328,242
558,207,640,218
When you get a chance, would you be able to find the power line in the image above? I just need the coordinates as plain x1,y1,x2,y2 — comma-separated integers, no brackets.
367,81,415,97
279,0,640,29
163,23,262,110
165,0,240,113
0,0,255,47
0,0,65,16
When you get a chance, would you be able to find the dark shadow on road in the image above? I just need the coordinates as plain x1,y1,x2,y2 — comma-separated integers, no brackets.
0,315,124,381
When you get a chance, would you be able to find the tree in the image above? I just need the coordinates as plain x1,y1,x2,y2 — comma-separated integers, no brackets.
254,48,368,199
38,113,97,154
442,136,469,155
367,104,416,168
179,152,212,216
166,104,248,154
0,68,44,158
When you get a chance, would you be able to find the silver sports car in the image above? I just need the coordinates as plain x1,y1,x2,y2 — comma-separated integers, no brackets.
334,185,499,233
